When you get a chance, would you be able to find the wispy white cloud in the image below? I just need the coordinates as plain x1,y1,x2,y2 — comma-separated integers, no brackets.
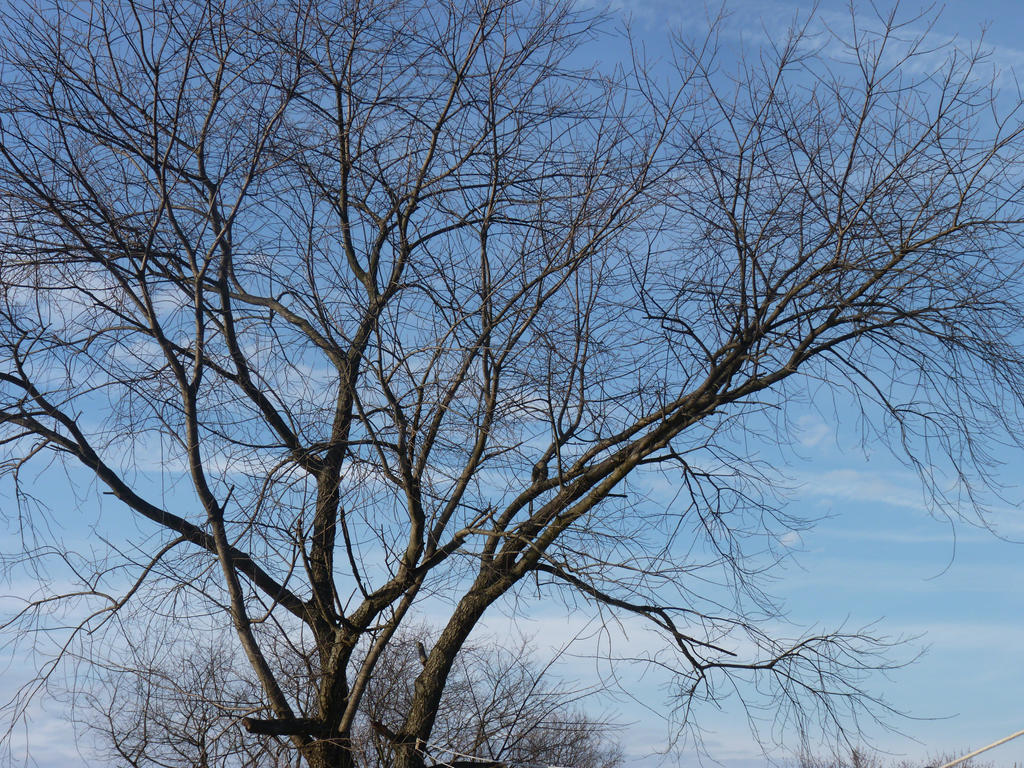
794,414,833,449
809,527,966,545
796,468,930,513
778,530,803,547
888,619,1024,651
793,464,1024,541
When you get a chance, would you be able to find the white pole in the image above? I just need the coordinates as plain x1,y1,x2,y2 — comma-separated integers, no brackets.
932,728,1024,768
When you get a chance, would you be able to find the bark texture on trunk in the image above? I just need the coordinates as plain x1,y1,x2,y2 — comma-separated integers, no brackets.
302,738,358,768
391,743,428,768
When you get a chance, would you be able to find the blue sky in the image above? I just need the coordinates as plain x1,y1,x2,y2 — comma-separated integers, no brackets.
762,425,1024,765
4,1,1024,767
482,442,1024,766
547,1,1024,765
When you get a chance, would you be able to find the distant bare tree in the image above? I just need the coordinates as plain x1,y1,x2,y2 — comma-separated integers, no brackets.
79,623,620,768
3,1,1024,767
351,633,622,768
796,747,993,768
80,629,300,768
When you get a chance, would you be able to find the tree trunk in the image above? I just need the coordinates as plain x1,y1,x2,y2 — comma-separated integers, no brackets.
302,739,358,768
392,744,427,768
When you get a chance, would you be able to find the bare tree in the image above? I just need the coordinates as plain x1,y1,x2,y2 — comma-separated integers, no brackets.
351,633,622,768
2,1,1024,767
79,627,301,768
79,623,620,768
796,747,993,768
